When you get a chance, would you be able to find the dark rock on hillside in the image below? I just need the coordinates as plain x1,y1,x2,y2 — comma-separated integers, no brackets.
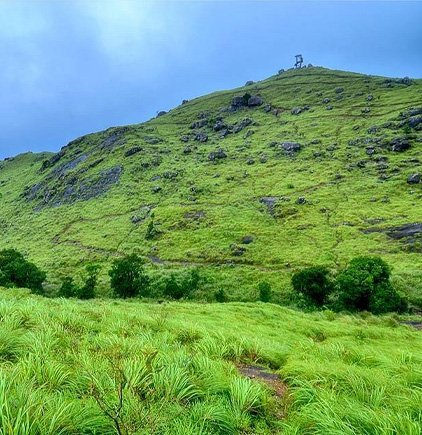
231,96,247,109
322,98,330,104
213,120,227,131
361,107,371,114
163,171,178,179
194,132,208,142
156,111,167,117
241,235,254,244
184,210,205,220
260,196,279,215
51,154,88,178
402,108,422,118
40,150,66,171
248,95,263,107
280,142,301,155
407,116,422,129
180,135,190,142
367,95,374,101
190,119,208,129
233,118,253,133
245,80,254,86
291,107,302,115
152,186,162,193
296,197,306,205
208,149,227,161
24,165,123,208
363,223,422,244
407,173,421,184
183,147,192,154
335,87,344,93
101,128,129,150
124,147,143,157
326,105,333,110
390,137,411,152
263,104,272,113
144,136,162,145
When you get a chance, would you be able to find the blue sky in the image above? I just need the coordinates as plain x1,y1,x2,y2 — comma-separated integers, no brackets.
0,0,421,160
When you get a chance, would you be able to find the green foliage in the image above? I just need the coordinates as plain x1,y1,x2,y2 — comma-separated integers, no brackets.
0,287,420,434
162,269,202,300
258,281,272,302
108,254,149,298
0,249,46,294
77,264,100,299
292,266,333,307
214,289,228,303
145,219,159,240
58,276,78,298
337,256,406,314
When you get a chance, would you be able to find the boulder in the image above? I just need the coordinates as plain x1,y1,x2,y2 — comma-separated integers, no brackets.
326,105,333,110
180,135,190,142
367,95,374,101
335,87,344,94
248,95,263,107
391,137,411,152
322,98,330,104
194,132,208,142
208,149,227,161
280,142,301,154
291,107,302,115
296,197,306,205
156,111,167,117
190,119,208,129
407,173,421,184
241,235,254,244
245,80,254,86
213,120,227,131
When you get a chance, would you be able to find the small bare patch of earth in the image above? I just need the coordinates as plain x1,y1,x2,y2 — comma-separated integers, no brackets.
238,364,287,398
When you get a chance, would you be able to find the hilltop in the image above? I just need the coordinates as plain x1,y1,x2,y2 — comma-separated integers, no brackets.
0,67,421,301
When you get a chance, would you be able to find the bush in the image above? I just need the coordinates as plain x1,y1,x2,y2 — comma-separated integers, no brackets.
258,281,272,302
336,256,406,314
109,254,149,298
58,276,78,298
162,269,202,300
0,249,46,294
291,266,333,307
77,264,100,299
214,288,228,303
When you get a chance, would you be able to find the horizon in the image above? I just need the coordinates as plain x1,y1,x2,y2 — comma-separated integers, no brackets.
1,0,421,160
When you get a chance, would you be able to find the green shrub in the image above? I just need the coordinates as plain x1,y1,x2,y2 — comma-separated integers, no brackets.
77,264,100,299
109,254,149,298
336,256,407,314
145,220,159,240
161,269,202,300
291,266,333,307
214,289,227,303
0,249,46,294
258,281,272,302
58,276,78,298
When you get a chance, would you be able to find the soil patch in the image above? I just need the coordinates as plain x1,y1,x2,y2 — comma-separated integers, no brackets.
238,364,287,398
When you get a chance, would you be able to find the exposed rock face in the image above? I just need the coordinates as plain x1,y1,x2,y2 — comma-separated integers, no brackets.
124,147,143,157
233,118,253,133
259,196,278,215
407,173,421,184
190,119,208,129
363,223,422,244
101,128,129,150
24,166,123,208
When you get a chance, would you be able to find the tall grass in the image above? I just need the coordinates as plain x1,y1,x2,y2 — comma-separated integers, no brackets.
0,288,421,433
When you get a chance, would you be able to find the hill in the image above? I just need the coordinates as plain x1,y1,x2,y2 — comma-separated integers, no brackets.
0,288,421,434
0,67,421,301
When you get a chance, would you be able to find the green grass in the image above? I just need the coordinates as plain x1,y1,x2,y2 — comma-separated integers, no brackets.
0,67,421,304
0,287,421,434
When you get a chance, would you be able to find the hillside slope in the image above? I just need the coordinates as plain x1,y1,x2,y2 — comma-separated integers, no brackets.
0,67,421,299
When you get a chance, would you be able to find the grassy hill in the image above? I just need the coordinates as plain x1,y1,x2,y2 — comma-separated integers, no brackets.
0,67,421,301
0,288,421,434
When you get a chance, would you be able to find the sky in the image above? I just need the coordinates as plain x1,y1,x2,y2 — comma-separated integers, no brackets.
0,0,421,160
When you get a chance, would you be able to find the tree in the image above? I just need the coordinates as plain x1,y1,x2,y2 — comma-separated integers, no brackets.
77,264,100,299
109,254,149,298
163,273,184,300
292,266,333,307
258,281,272,302
0,249,46,294
336,256,406,314
58,276,78,298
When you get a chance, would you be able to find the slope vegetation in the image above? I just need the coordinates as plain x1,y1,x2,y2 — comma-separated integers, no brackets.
0,67,421,299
